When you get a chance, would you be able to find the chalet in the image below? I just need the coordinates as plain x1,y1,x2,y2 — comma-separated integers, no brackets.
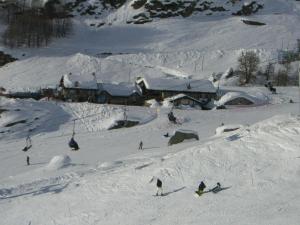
164,94,205,109
59,73,98,102
135,76,216,101
97,83,143,105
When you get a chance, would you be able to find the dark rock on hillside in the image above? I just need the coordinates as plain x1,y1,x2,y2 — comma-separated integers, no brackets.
0,51,17,67
61,0,265,25
232,1,264,16
130,0,228,24
242,19,266,26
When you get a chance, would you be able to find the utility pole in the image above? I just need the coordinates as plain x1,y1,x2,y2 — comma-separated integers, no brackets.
298,62,300,115
201,54,205,71
128,64,131,83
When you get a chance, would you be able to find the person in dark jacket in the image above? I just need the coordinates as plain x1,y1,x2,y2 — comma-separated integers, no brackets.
196,181,206,196
26,156,30,166
150,176,163,196
138,141,143,150
156,178,163,196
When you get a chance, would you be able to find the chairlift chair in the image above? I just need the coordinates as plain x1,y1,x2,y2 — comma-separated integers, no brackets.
168,111,177,124
68,120,80,151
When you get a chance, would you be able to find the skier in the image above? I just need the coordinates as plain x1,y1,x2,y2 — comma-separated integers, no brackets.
156,178,163,196
138,141,143,150
26,156,30,166
149,176,163,196
196,181,206,196
210,182,221,193
163,133,169,138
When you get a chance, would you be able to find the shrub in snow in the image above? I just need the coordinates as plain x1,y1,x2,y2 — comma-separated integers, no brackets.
46,155,71,170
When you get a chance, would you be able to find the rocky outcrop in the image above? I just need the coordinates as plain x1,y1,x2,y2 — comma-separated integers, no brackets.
232,1,264,16
0,51,17,67
63,0,265,24
127,0,228,24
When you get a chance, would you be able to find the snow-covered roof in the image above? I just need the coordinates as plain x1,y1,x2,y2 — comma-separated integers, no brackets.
136,77,216,93
100,83,141,97
173,129,199,136
63,73,98,90
164,94,201,102
216,91,269,106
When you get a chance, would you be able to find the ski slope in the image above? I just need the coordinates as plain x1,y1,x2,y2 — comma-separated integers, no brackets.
0,87,300,225
0,0,300,224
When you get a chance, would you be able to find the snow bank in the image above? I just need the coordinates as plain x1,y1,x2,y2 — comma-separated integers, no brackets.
145,99,160,108
0,97,69,139
46,155,72,171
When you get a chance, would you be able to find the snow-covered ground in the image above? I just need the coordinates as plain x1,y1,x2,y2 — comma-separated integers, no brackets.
1,0,300,91
1,0,300,224
1,87,300,225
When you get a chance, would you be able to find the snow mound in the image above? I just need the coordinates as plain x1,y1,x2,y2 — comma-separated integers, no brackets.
46,155,72,171
98,160,124,171
145,99,160,108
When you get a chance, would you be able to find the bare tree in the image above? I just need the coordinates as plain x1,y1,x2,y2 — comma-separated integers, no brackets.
238,51,260,84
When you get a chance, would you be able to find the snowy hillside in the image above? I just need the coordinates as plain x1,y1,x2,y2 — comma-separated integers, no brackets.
0,0,300,224
0,1,299,91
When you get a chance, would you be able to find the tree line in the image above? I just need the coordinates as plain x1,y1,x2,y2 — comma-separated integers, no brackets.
0,1,72,48
237,50,299,86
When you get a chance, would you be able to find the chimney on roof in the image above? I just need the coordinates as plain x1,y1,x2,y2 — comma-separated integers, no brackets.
187,83,191,89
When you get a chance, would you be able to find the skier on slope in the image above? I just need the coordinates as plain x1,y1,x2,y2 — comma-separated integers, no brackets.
156,178,163,196
150,176,163,196
196,181,206,196
138,141,143,150
210,182,221,193
26,156,30,166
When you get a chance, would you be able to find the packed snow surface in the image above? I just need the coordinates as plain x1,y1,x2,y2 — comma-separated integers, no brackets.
46,155,72,170
0,87,300,225
0,0,300,224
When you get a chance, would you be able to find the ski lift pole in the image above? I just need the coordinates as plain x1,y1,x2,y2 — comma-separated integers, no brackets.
298,62,300,116
72,120,76,137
